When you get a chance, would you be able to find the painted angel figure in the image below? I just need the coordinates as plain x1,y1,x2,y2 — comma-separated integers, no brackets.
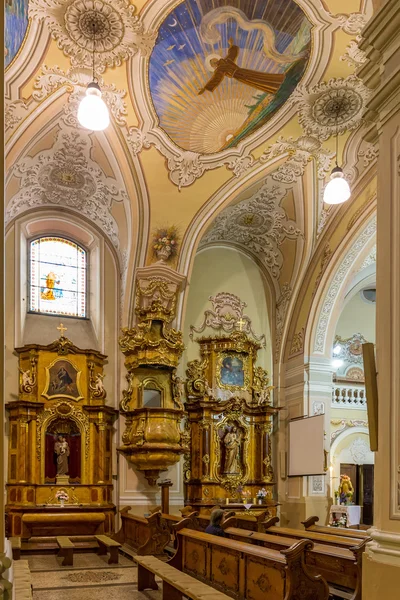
199,38,286,96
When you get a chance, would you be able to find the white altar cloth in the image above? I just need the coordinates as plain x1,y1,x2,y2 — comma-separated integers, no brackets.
329,504,361,527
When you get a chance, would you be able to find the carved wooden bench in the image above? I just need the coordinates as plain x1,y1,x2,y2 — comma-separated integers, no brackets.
95,534,121,564
302,516,369,539
136,555,232,600
263,517,370,550
114,507,171,556
220,518,363,600
169,527,330,600
10,535,21,560
56,536,75,566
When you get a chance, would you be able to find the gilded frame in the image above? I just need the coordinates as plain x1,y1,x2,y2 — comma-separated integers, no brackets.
36,401,90,485
42,357,84,402
213,412,250,493
216,351,250,391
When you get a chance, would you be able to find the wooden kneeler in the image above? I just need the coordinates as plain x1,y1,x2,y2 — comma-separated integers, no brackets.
56,536,74,566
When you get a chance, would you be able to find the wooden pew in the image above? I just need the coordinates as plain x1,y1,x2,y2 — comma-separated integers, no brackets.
10,536,21,560
220,518,362,600
302,516,369,539
56,536,74,566
114,506,170,555
136,555,232,600
168,527,330,600
264,517,369,551
95,534,121,564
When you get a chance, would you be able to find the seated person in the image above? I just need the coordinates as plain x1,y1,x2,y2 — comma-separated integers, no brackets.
205,508,226,537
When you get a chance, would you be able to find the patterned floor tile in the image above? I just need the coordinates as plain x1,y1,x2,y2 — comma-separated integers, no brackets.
32,566,138,590
27,552,134,571
33,586,162,600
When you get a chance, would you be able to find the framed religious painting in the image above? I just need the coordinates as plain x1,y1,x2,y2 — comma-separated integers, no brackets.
42,357,84,401
216,352,250,391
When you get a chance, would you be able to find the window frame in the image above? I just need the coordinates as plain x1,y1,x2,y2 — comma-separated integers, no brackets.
28,234,89,320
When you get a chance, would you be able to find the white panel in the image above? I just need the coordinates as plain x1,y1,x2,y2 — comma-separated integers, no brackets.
288,415,325,476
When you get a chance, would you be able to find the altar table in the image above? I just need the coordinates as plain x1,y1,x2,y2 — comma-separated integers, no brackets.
329,504,361,527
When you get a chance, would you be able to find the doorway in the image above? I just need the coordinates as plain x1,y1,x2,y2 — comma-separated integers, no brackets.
340,463,374,526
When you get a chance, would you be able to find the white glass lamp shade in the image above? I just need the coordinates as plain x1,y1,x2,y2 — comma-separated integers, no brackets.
323,166,351,205
77,82,109,131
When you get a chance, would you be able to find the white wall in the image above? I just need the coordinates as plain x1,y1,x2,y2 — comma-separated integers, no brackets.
335,293,376,342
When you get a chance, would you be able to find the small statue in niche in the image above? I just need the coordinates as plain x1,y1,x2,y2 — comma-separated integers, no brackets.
54,435,70,476
338,474,354,505
223,426,241,474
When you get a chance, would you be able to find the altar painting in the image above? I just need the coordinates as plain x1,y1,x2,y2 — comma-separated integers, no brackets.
43,359,83,401
5,0,29,68
149,0,311,154
217,352,249,390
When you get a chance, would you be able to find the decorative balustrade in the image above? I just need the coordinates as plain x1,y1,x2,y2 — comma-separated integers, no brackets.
331,384,366,409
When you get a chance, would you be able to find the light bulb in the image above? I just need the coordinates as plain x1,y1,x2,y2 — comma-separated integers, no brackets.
332,359,343,370
333,344,341,356
323,166,351,205
77,82,109,131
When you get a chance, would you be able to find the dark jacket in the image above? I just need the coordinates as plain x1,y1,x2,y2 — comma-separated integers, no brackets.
205,524,226,537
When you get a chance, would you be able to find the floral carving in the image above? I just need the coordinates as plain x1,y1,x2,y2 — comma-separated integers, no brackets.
29,0,156,73
185,358,209,400
200,180,301,281
261,135,334,182
330,419,368,444
336,12,368,35
5,100,29,131
289,328,305,357
340,40,366,68
293,76,371,141
6,129,124,252
275,283,292,361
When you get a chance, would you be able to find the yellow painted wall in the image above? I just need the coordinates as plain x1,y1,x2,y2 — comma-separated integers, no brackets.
183,247,272,370
335,293,376,343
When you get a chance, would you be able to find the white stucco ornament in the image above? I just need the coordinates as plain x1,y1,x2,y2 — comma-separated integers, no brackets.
29,0,156,72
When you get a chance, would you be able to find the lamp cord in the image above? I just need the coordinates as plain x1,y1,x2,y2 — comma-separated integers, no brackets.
92,22,96,83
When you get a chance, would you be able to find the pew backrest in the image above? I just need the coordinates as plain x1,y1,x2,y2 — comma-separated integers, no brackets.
301,516,369,539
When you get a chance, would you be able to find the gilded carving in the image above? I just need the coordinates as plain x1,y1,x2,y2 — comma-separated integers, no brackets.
120,372,134,413
252,367,273,405
171,369,185,410
36,402,90,461
88,361,107,400
213,411,250,493
19,351,37,394
186,357,209,399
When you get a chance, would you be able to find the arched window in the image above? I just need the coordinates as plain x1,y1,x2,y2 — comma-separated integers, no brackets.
29,237,87,318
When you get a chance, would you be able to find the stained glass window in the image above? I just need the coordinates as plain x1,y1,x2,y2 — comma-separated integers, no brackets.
29,237,87,318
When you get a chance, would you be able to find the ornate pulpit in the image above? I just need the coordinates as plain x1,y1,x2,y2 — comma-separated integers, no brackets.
6,328,118,539
184,294,279,511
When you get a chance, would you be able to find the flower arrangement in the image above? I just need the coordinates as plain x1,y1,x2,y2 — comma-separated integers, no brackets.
152,226,179,262
256,488,268,502
331,514,347,527
55,490,69,503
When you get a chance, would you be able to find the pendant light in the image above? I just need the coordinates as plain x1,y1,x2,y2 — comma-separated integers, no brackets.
323,102,351,205
77,22,110,131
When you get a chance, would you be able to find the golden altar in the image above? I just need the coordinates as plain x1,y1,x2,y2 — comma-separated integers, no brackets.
5,329,118,539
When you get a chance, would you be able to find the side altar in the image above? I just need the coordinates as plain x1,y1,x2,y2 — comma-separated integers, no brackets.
183,293,279,513
6,326,118,539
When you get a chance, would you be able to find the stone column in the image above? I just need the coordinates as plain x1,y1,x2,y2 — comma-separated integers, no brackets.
358,1,400,596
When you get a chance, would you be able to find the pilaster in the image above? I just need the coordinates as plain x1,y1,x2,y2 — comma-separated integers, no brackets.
358,1,400,596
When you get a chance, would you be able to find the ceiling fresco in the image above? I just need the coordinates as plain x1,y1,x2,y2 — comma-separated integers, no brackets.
5,0,29,68
149,0,311,154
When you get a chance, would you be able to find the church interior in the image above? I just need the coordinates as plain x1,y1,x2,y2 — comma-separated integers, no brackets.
1,0,400,599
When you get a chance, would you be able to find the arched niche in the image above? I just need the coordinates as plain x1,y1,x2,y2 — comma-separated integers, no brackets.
45,418,82,484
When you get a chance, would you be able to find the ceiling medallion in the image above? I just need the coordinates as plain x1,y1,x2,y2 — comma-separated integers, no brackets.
29,0,155,72
294,76,370,141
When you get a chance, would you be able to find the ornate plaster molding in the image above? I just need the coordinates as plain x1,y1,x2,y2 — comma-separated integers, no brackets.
260,135,334,182
200,178,302,282
5,99,29,131
293,75,371,141
340,40,367,69
29,0,155,73
360,245,376,270
330,419,368,444
314,216,376,354
6,129,125,253
335,13,368,36
275,283,292,362
189,292,265,346
289,327,305,357
124,0,335,187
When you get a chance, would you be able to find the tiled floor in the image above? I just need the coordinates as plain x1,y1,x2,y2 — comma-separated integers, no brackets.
29,552,162,600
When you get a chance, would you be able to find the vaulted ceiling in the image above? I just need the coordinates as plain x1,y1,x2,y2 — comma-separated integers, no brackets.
5,0,378,332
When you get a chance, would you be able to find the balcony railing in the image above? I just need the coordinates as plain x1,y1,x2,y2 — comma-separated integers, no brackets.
331,384,366,409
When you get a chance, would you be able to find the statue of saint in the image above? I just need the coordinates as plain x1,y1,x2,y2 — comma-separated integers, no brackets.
199,39,286,96
54,435,70,476
223,426,241,474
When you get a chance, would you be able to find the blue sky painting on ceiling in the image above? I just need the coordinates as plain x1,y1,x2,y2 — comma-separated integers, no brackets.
149,0,311,154
5,0,29,68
